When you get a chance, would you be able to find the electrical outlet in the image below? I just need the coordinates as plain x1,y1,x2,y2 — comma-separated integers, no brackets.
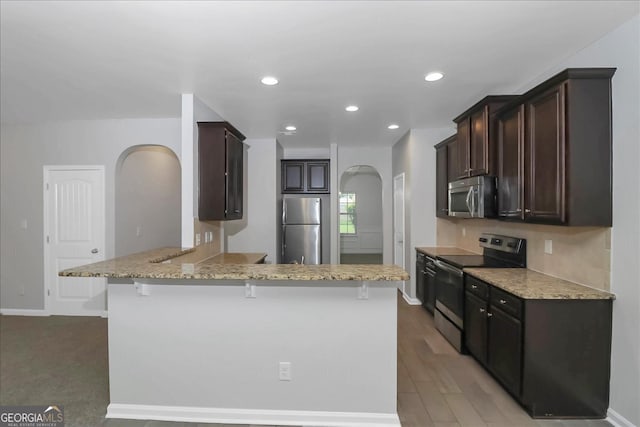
279,362,292,381
136,226,142,237
544,239,553,254
19,219,28,229
195,233,201,246
462,227,466,237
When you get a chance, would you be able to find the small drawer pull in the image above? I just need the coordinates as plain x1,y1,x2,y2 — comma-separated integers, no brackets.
471,284,478,289
499,299,507,304
487,312,493,317
479,308,486,313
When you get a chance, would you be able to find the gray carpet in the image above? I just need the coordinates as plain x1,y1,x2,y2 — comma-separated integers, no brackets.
0,315,293,427
0,315,109,427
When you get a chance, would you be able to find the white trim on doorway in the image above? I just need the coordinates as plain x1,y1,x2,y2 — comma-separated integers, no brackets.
393,173,406,294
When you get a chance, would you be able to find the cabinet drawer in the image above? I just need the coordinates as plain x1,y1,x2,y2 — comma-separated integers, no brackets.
466,276,489,300
491,287,522,319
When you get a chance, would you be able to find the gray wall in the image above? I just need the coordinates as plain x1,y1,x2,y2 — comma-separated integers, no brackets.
391,128,457,300
0,118,181,310
225,139,280,263
115,146,181,256
391,131,413,295
520,16,639,425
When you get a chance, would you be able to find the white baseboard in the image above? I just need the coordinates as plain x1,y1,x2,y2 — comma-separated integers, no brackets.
401,291,422,306
106,403,401,427
607,408,637,427
0,308,49,316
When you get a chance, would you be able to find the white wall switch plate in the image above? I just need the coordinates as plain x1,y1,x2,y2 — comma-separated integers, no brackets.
544,239,553,254
279,362,292,381
136,225,142,237
195,233,201,246
462,227,466,237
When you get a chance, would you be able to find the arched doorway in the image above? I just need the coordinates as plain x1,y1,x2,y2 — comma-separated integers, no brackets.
115,145,181,256
339,165,383,264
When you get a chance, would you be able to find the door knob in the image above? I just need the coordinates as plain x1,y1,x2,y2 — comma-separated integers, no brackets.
91,248,99,254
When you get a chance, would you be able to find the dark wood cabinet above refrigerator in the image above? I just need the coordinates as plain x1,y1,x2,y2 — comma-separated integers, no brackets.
197,121,245,221
282,159,330,194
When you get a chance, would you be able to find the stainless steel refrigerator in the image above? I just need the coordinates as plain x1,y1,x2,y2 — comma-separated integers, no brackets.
282,197,321,264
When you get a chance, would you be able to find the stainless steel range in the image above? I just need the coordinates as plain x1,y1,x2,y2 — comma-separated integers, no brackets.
434,233,526,352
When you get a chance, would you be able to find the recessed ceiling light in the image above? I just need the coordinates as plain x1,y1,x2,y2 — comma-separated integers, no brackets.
261,76,279,85
388,124,400,130
345,105,359,112
285,125,297,131
424,72,444,82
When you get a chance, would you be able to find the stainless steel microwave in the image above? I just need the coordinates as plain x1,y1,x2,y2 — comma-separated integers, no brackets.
448,176,497,218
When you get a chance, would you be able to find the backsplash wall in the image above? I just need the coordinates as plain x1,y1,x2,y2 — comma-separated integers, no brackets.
194,219,222,256
436,218,611,291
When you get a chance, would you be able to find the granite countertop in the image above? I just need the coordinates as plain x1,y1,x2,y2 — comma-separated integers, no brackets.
464,268,615,300
416,246,478,257
59,247,409,282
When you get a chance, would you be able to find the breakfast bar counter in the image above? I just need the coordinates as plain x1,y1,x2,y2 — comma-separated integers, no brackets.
60,248,407,427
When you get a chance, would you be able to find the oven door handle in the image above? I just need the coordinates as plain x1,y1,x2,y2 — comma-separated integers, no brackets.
434,260,464,277
465,187,474,217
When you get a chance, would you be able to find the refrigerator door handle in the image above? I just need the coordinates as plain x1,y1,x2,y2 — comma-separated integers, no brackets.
282,200,287,224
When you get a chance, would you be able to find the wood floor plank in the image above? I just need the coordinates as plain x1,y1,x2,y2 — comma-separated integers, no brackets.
444,393,488,426
414,380,458,423
398,358,417,393
397,392,435,426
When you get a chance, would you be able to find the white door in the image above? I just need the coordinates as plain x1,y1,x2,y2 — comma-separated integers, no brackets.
393,174,405,291
44,166,106,316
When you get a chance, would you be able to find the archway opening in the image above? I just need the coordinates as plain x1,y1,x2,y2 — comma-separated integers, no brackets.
115,145,181,257
339,165,383,264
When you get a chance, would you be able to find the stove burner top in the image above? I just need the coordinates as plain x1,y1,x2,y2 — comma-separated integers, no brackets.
435,254,518,269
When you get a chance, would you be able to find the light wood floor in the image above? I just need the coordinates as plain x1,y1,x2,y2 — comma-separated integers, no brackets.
396,293,611,427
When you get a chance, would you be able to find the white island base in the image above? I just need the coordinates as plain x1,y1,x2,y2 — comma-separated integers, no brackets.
105,279,400,427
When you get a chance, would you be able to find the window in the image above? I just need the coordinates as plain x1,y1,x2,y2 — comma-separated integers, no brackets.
339,192,356,234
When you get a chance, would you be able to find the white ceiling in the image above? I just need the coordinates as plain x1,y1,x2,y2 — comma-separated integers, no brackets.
1,1,638,147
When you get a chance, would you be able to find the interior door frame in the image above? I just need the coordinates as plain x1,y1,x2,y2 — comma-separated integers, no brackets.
43,165,106,316
393,173,405,292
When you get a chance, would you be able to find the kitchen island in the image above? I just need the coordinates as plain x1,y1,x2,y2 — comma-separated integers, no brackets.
61,248,409,427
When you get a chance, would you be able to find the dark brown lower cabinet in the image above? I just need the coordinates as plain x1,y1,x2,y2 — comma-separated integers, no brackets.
487,306,522,398
464,275,612,418
464,292,488,365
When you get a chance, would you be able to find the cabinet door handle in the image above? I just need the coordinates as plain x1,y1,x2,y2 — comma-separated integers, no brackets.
499,299,507,304
525,209,531,213
487,312,493,317
479,308,485,313
441,209,448,212
234,209,240,213
471,284,478,289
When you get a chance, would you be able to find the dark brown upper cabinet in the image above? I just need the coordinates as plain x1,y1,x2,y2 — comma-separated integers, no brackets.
497,105,525,219
197,122,245,221
453,96,519,179
496,68,615,226
435,135,456,218
281,159,330,194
